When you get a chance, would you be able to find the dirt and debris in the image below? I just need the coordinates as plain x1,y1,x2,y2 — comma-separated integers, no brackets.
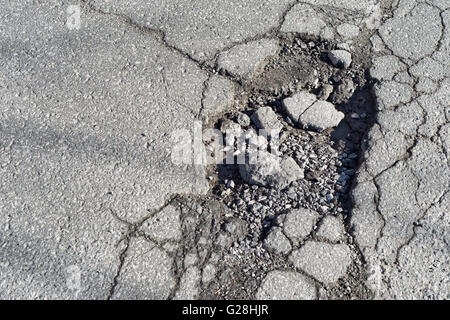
190,33,379,299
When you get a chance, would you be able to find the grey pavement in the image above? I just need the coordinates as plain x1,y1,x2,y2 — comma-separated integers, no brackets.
0,0,448,300
351,0,450,299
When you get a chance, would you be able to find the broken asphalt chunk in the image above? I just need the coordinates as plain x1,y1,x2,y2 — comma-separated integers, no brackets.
282,91,345,132
239,151,304,189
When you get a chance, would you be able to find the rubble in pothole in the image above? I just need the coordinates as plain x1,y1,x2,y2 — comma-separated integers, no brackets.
200,34,377,299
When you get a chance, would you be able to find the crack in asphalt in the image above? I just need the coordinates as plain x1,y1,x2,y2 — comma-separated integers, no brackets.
82,0,380,299
107,235,131,300
350,0,449,299
79,0,216,73
393,190,449,265
197,74,212,120
69,0,447,300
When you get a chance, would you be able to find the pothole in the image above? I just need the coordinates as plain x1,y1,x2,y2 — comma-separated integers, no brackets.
194,33,378,299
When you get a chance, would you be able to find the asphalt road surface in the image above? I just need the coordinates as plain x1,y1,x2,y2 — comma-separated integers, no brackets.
0,0,448,300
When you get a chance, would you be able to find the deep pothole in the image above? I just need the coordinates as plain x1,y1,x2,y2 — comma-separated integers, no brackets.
197,34,377,300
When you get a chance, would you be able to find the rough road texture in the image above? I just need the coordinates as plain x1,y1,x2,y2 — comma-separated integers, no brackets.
352,0,450,299
0,0,448,300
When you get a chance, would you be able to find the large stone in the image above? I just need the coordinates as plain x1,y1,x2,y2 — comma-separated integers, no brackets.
239,152,304,189
299,101,345,132
328,50,352,68
283,92,344,132
282,91,317,123
250,106,283,133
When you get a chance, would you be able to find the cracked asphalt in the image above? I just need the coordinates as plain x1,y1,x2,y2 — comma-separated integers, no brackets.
0,0,448,300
